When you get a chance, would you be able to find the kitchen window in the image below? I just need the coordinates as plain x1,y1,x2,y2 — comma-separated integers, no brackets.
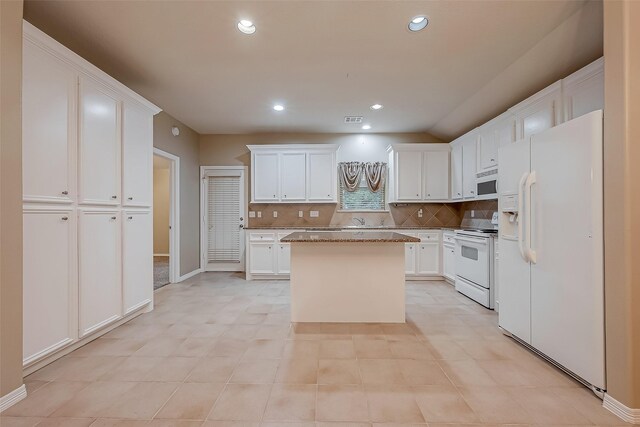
339,175,386,211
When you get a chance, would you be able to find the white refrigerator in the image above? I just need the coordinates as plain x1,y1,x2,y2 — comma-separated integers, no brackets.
497,110,605,392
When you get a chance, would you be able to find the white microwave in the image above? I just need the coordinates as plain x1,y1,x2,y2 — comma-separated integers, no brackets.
476,171,498,200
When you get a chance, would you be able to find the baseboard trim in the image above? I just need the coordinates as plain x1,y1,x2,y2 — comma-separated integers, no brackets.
0,384,27,413
603,393,640,424
153,253,169,257
178,268,202,282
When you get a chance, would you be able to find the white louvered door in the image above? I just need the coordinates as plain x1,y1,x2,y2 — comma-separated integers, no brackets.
202,167,246,271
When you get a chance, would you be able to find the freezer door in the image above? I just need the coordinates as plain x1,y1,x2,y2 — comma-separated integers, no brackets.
529,110,605,389
497,139,532,343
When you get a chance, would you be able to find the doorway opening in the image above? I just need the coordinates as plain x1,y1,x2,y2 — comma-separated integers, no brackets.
200,166,247,272
153,148,180,288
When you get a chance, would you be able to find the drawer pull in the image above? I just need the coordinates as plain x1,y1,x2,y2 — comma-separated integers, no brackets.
111,195,117,199
111,216,117,220
61,216,68,221
128,216,133,220
61,190,68,195
128,197,133,200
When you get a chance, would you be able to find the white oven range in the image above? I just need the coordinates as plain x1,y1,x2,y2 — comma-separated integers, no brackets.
454,229,497,309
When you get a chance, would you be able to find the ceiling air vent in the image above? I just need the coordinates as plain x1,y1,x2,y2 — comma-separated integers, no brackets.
344,116,364,124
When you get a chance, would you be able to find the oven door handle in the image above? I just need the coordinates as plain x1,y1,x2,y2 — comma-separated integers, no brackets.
455,235,488,245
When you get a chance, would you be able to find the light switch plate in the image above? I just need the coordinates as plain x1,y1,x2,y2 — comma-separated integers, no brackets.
418,209,423,218
310,211,319,218
471,210,475,218
257,211,262,218
273,211,278,218
249,211,256,218
298,211,303,218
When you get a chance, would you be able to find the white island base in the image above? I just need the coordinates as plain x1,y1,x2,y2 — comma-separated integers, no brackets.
289,241,406,323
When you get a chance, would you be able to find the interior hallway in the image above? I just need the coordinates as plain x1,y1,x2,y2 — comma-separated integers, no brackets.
1,273,629,426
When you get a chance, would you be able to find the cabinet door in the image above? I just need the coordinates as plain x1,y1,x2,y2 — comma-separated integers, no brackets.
405,243,417,275
477,127,498,172
276,244,291,274
79,211,122,337
22,42,77,204
79,78,120,205
23,210,76,365
123,211,153,315
514,82,562,140
122,102,153,207
563,66,604,121
307,152,335,201
462,138,477,199
417,242,440,275
249,243,276,274
450,144,463,200
494,115,516,148
280,153,306,201
396,151,423,200
423,151,449,200
253,153,279,202
443,245,456,281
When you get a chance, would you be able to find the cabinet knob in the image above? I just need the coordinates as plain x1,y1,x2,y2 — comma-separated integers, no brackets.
284,195,287,198
273,195,276,198
490,158,495,162
427,193,431,197
61,216,68,221
457,192,461,196
111,216,117,220
128,197,133,200
61,190,68,195
128,216,133,220
416,194,419,197
470,190,475,194
111,195,117,199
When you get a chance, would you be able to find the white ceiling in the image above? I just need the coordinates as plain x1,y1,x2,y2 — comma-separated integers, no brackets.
24,1,602,139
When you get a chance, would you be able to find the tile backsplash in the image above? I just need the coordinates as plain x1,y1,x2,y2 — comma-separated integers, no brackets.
248,200,497,228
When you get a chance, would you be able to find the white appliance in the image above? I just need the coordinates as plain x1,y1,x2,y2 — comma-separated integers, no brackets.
476,171,498,200
497,110,605,393
454,229,497,309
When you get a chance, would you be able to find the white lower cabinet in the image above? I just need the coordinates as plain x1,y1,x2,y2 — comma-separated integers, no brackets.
443,245,455,282
276,243,292,274
405,243,417,275
249,242,276,274
417,242,440,275
247,230,300,278
123,211,153,315
23,209,77,365
79,210,122,338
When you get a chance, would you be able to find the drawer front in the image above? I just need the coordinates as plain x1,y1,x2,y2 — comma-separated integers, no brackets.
417,232,440,242
249,232,276,242
443,233,456,245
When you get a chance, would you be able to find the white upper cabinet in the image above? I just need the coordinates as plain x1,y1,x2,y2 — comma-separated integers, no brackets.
22,41,77,204
462,133,477,199
23,209,76,365
78,210,122,338
423,150,449,200
123,211,153,315
396,151,423,201
388,144,450,202
78,78,121,205
280,152,307,201
450,143,463,200
477,112,516,172
512,81,563,141
252,152,280,202
562,57,604,122
122,102,153,207
494,113,517,148
307,152,336,201
249,145,339,203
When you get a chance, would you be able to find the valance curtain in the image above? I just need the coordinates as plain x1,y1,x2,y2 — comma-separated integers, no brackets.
338,161,387,192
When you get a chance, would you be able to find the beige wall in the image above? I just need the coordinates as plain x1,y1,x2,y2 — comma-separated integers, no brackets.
153,168,170,255
0,0,24,397
603,0,640,409
153,112,201,276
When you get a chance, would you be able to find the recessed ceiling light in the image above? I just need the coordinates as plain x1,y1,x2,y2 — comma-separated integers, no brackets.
370,104,383,110
362,124,372,130
408,15,429,32
273,104,285,111
237,19,256,35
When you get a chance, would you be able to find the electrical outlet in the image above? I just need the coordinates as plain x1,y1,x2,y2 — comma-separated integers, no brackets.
310,211,319,218
298,210,303,218
418,209,423,218
471,210,475,218
273,211,278,218
249,211,256,218
257,211,262,218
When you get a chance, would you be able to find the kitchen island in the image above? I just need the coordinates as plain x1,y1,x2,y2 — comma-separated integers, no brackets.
280,231,420,323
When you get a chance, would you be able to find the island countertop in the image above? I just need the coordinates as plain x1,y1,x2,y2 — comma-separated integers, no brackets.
280,231,420,243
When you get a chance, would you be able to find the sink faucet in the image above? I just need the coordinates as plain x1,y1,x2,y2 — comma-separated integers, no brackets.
353,217,365,226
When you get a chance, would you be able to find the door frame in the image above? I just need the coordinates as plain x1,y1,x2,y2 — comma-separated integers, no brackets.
153,148,180,284
200,166,248,272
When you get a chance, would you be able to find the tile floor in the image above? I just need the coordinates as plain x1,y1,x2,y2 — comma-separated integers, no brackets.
2,273,629,426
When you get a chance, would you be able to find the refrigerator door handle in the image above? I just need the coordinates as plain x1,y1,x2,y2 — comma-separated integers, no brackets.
525,171,537,264
518,172,529,262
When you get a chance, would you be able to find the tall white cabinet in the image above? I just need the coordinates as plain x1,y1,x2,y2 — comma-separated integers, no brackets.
21,22,161,371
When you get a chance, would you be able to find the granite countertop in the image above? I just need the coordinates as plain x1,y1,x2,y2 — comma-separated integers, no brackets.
280,231,421,243
246,225,464,231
